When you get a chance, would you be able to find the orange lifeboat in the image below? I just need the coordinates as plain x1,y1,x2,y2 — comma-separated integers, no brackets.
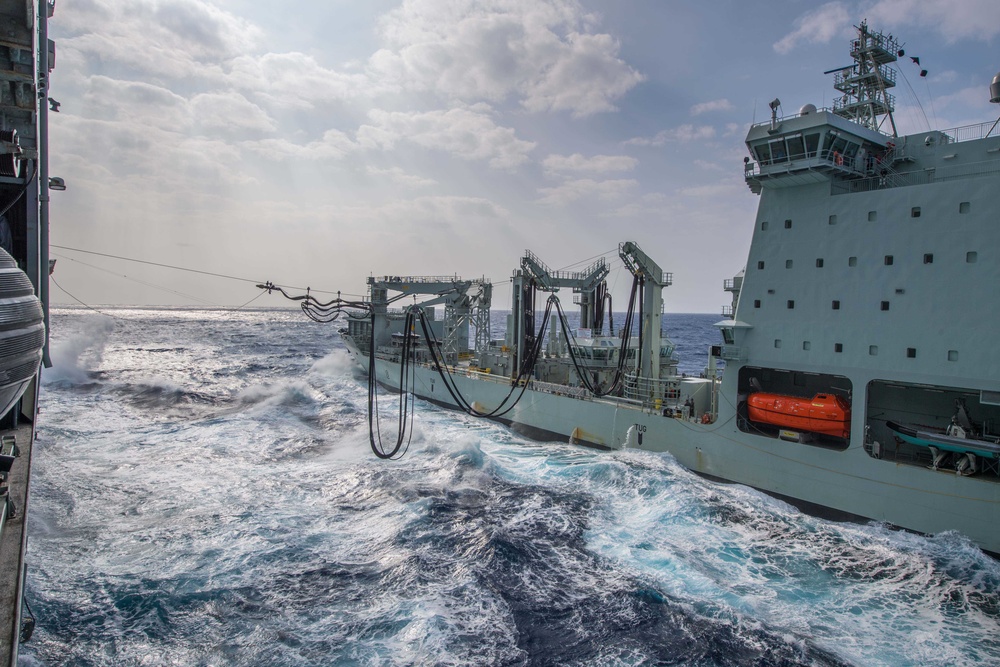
747,392,851,439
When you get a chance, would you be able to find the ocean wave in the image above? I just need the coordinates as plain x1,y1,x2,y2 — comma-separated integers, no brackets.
237,379,321,410
116,376,219,409
27,309,1000,667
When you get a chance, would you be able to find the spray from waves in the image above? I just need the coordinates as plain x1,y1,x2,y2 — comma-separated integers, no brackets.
308,348,359,378
42,314,115,386
567,448,1000,667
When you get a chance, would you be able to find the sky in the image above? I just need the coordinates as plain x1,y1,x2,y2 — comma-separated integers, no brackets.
46,0,1000,313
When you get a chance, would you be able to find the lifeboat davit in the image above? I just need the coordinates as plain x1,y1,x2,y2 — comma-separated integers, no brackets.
0,247,44,419
747,392,851,439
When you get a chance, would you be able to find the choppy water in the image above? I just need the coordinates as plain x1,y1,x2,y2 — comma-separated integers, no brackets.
22,307,1000,666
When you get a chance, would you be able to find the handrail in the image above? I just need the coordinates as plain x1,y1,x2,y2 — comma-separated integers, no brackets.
748,115,1000,144
832,158,1000,195
941,120,1000,143
370,275,470,284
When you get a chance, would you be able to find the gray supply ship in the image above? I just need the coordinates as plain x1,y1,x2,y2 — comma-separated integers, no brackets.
274,23,1000,554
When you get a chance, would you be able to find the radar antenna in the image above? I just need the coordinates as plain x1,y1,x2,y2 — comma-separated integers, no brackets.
831,21,899,136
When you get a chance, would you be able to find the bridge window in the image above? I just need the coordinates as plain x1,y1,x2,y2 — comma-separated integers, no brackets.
825,135,849,161
805,133,820,158
960,201,970,214
822,132,836,158
769,138,788,163
786,134,805,160
755,143,772,164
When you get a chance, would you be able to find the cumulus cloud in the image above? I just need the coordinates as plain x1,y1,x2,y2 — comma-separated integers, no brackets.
542,153,637,174
356,107,537,169
773,2,851,54
690,99,733,115
47,0,657,306
536,178,636,205
57,0,261,81
190,92,276,134
774,0,1000,55
228,52,382,109
519,32,644,116
370,0,643,116
80,75,188,126
54,0,639,183
723,122,746,137
678,181,741,198
866,0,1000,42
366,167,437,188
242,129,358,161
624,124,716,147
379,195,509,222
693,159,725,172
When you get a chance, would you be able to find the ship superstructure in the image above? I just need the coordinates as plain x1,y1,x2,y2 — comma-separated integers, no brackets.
0,0,55,661
273,23,1000,554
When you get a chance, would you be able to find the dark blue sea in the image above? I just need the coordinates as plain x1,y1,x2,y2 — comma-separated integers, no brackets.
22,307,1000,666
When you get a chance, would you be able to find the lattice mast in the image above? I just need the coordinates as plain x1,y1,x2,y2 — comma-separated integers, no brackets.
831,21,899,136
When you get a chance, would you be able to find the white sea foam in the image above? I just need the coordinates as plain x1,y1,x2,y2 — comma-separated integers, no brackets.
26,309,1000,667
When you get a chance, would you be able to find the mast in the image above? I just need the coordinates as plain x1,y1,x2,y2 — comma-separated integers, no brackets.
831,20,899,136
